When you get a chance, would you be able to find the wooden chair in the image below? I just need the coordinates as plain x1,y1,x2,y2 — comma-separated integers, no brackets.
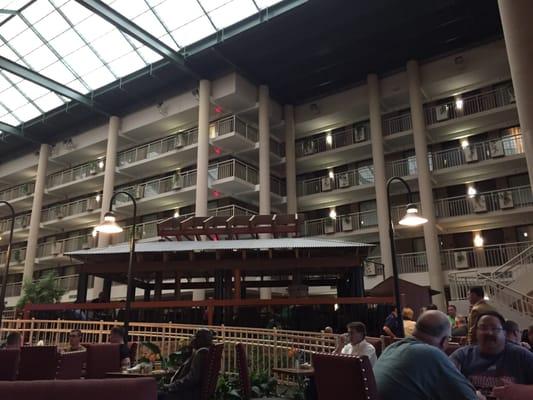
235,343,252,400
0,349,20,380
85,344,121,379
199,343,224,400
312,353,379,400
18,346,58,380
56,350,86,379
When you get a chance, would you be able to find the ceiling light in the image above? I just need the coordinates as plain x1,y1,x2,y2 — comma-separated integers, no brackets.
98,160,105,169
174,211,180,218
94,212,123,234
455,98,464,110
95,194,101,202
523,232,528,238
328,170,334,179
467,186,477,198
399,204,428,227
329,209,337,220
461,139,469,149
473,234,484,248
325,133,333,145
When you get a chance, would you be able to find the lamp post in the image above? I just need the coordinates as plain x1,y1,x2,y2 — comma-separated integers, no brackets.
0,201,15,330
386,176,428,338
95,191,136,341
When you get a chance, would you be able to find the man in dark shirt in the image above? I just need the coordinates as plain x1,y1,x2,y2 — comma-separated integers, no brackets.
383,307,403,338
109,326,131,368
160,328,213,400
450,311,533,399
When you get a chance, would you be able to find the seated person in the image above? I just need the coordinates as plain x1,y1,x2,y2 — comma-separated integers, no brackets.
334,321,377,366
160,328,213,400
64,329,85,352
403,307,416,337
374,310,483,400
453,315,469,338
450,311,533,398
503,320,531,350
109,326,131,368
0,332,22,349
383,307,403,338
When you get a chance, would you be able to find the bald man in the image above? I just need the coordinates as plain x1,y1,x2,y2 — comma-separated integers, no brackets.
374,311,484,400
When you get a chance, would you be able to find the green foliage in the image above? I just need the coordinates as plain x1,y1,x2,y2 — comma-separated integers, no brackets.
214,370,278,400
16,271,66,309
215,373,242,400
250,370,277,397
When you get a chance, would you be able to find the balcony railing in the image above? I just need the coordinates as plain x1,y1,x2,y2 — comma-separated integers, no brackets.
37,234,94,258
424,85,515,126
382,112,412,136
270,176,286,197
0,213,31,233
297,166,375,196
0,246,27,266
41,197,99,223
215,159,259,185
4,274,94,298
47,159,105,189
430,134,524,170
118,128,197,167
303,209,378,236
435,185,533,218
0,182,34,201
295,124,370,158
385,157,417,178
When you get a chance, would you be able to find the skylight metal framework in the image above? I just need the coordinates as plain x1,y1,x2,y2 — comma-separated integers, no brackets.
0,0,295,141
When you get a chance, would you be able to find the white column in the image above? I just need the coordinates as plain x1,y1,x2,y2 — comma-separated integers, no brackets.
368,74,393,278
284,104,297,215
498,0,533,195
193,80,211,301
195,79,211,217
407,60,446,310
93,116,120,297
259,85,272,299
22,144,49,284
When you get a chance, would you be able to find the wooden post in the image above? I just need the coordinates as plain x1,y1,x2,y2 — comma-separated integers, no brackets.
154,272,163,301
174,273,181,300
207,305,214,326
233,268,241,300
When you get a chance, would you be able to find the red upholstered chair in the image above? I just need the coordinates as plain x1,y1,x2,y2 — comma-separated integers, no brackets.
0,349,20,380
312,353,379,400
17,346,58,380
56,350,86,379
366,336,383,357
85,344,121,379
235,343,252,400
199,343,224,400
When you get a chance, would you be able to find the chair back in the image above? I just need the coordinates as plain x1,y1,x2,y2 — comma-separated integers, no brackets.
366,336,383,357
56,350,86,379
445,342,462,356
235,343,252,400
85,344,121,379
0,349,20,380
200,343,224,400
312,353,379,400
18,346,58,380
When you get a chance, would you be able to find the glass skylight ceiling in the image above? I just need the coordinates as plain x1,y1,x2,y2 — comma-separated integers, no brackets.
0,0,284,128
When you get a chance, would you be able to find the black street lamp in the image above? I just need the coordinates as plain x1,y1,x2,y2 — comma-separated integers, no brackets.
0,201,16,330
95,191,137,341
386,176,428,338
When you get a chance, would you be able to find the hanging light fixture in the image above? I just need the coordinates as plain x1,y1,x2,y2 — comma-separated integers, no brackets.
94,212,123,234
474,233,484,248
329,209,337,220
398,203,428,226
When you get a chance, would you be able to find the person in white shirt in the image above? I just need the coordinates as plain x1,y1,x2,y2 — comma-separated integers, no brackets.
334,321,377,366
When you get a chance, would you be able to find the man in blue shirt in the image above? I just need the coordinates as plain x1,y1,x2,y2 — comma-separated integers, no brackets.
383,307,403,338
374,310,483,400
450,311,533,398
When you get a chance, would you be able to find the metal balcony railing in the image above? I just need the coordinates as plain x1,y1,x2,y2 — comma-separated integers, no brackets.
424,85,515,126
435,185,533,218
41,197,99,223
297,166,375,196
47,159,105,189
210,115,259,142
368,252,428,274
382,112,412,136
215,159,259,185
385,157,417,178
0,246,26,266
0,212,31,233
37,234,94,258
0,182,35,202
303,209,378,236
430,134,524,170
270,176,286,197
295,124,370,158
3,274,94,299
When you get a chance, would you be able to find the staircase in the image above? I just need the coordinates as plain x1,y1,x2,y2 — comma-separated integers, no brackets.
449,245,533,327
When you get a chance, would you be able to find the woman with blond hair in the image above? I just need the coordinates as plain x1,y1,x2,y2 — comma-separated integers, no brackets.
402,307,416,336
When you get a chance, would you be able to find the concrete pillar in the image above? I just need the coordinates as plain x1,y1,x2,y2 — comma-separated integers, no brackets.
195,80,211,217
368,74,393,278
498,0,533,195
259,85,272,300
94,116,120,297
22,144,49,284
407,60,446,310
284,105,297,214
